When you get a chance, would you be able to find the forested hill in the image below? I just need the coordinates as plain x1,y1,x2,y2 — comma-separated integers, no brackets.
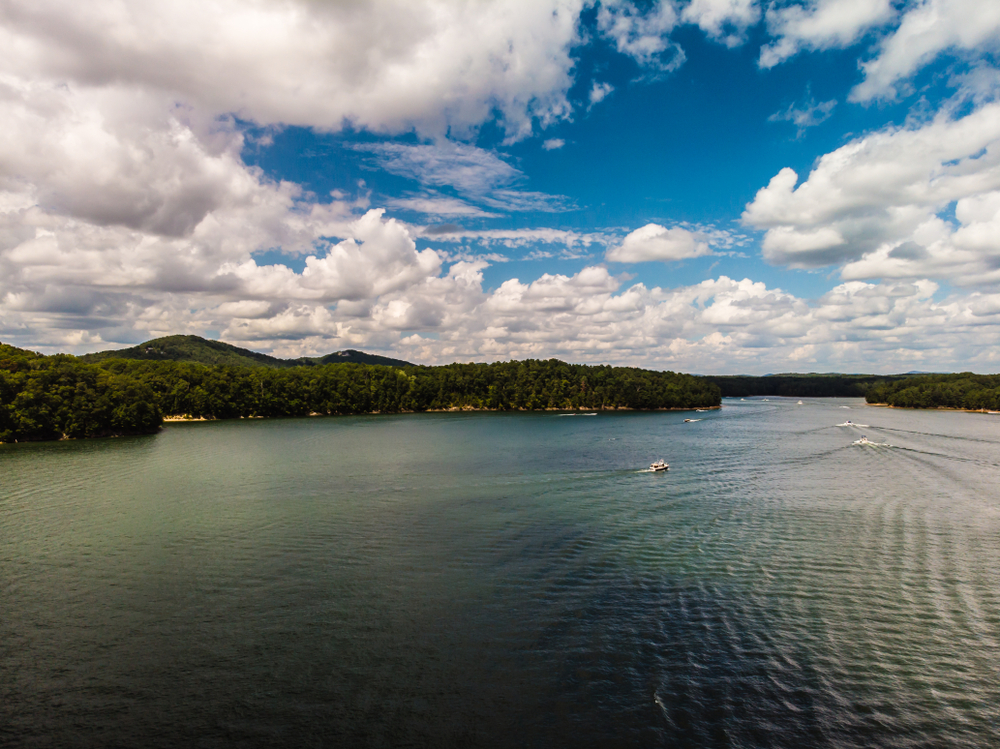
1,342,720,443
866,373,1000,410
78,335,414,369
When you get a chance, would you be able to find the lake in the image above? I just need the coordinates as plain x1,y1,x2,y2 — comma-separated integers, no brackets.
2,399,999,748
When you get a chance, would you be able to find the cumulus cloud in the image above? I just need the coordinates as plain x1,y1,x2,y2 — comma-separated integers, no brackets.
6,0,1000,376
760,0,895,69
743,100,1000,282
542,138,566,150
852,0,1000,103
0,0,590,141
390,272,1000,374
607,223,712,262
6,200,1000,372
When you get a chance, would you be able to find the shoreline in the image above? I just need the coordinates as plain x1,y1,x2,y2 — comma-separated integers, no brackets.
867,403,1000,414
161,404,722,422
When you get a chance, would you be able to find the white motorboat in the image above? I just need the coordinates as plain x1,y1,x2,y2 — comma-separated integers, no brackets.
649,460,669,472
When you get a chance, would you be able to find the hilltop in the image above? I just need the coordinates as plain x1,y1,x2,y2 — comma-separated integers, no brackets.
77,335,413,369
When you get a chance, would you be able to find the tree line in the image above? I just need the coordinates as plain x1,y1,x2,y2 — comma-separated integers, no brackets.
865,373,1000,410
704,374,902,398
1,343,721,442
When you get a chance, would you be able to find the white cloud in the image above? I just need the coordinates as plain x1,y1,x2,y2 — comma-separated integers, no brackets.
607,224,713,262
589,82,614,106
7,0,1000,376
760,0,895,69
743,100,1000,281
542,138,566,150
597,1,686,74
681,0,761,47
0,0,588,141
852,0,1000,103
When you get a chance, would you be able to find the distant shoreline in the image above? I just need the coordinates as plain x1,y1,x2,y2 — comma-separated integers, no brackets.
866,403,1000,414
161,405,723,422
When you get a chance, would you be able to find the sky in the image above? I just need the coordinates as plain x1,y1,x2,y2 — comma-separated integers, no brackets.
2,0,1000,374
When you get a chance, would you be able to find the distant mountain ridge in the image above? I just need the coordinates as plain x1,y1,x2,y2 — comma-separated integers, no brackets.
78,335,413,369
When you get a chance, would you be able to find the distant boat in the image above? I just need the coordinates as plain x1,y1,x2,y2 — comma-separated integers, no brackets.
684,418,701,423
797,400,804,405
649,460,669,472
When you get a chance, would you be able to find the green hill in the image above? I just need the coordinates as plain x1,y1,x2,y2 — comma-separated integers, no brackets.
78,335,413,369
298,349,416,368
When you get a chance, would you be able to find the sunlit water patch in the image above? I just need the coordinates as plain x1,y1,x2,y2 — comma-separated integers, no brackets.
2,400,999,747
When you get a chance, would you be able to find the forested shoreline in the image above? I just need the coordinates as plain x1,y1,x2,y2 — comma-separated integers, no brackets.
8,336,999,444
705,373,902,398
1,342,720,442
865,373,1000,410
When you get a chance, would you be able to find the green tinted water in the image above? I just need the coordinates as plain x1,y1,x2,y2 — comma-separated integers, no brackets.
2,401,999,747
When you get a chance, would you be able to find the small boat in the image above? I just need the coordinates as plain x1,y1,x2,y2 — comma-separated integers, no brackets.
649,460,669,472
684,418,701,423
797,400,804,405
854,436,872,445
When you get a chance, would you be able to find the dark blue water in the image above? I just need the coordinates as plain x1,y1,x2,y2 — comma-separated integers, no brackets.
2,399,999,747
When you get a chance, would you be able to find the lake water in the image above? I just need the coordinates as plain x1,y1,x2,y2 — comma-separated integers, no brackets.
2,399,999,748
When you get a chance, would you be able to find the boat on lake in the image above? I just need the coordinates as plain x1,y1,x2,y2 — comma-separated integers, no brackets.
649,460,669,472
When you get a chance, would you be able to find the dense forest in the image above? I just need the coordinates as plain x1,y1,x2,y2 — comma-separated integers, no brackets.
705,373,905,398
865,373,1000,410
0,343,162,442
1,342,720,443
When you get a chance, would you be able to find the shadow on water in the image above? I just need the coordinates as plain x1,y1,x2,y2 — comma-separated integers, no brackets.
0,578,920,749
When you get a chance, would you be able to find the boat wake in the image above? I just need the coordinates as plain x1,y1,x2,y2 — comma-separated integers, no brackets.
854,437,891,447
838,421,869,428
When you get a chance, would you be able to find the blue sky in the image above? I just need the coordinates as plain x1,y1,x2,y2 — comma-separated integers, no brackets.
2,0,1000,373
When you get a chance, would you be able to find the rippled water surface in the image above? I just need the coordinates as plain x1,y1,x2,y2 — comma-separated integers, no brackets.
3,399,1000,748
